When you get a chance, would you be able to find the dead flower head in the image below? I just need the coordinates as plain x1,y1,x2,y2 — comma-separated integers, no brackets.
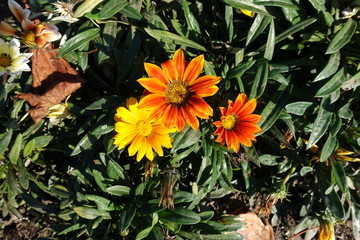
159,168,180,209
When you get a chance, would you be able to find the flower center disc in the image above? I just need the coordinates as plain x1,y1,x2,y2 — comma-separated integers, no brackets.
0,55,12,67
222,114,237,130
136,120,153,137
21,31,36,47
165,82,190,105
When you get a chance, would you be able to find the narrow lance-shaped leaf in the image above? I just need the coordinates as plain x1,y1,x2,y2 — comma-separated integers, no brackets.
144,28,206,52
254,0,299,9
74,0,104,18
315,68,345,97
99,0,128,19
9,133,22,165
306,96,335,149
250,62,269,99
246,14,272,46
222,0,271,16
313,51,341,82
58,28,100,58
326,18,357,54
264,18,275,60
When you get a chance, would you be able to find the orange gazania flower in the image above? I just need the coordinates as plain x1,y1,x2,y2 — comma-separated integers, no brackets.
213,93,262,153
0,0,61,48
137,48,221,132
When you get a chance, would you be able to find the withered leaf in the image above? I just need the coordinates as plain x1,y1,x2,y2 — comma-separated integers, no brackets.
18,46,85,123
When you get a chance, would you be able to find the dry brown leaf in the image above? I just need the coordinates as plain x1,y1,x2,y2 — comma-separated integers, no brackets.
223,211,274,240
18,46,85,123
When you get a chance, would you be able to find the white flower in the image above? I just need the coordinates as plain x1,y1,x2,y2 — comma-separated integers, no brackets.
0,38,32,76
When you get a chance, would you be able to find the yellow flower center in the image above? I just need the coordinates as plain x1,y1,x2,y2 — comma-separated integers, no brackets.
0,54,12,67
222,114,237,130
165,81,191,105
20,31,36,47
136,120,153,137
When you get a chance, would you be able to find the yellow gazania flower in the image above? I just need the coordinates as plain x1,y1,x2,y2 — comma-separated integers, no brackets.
319,221,335,240
213,93,262,153
137,48,221,132
0,38,32,76
46,95,71,124
241,9,255,18
0,0,61,48
113,97,176,162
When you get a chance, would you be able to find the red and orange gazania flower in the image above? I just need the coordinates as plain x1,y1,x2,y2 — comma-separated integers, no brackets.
0,0,61,48
137,48,221,132
213,93,262,153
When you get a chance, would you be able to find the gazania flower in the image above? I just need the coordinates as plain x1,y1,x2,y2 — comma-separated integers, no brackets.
137,48,221,132
0,0,61,48
319,221,335,240
0,38,32,76
213,93,262,153
113,97,176,162
46,95,71,124
241,9,255,17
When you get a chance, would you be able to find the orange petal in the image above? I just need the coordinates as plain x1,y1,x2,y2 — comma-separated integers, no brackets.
191,75,221,89
189,96,213,117
231,93,247,113
193,86,219,97
43,29,61,42
161,59,177,81
186,101,209,119
8,0,29,23
162,105,177,129
173,49,187,80
238,122,262,135
240,114,262,124
213,121,222,128
144,63,169,84
138,94,166,109
21,18,36,31
225,131,240,152
137,78,166,94
0,21,16,36
183,54,204,84
236,99,257,116
35,35,49,48
181,107,199,130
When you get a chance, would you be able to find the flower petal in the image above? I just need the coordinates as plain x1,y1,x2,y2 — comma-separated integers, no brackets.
161,59,177,81
21,18,36,31
0,21,16,36
144,62,169,84
239,114,262,124
8,0,29,23
188,96,213,117
237,99,257,116
138,94,166,109
181,107,199,130
231,93,247,114
137,77,166,94
173,48,187,80
183,54,204,84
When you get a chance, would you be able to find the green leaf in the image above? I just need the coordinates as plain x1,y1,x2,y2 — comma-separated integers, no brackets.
85,96,120,110
227,60,256,79
106,185,131,196
306,96,335,149
70,133,97,156
249,62,268,99
173,191,196,204
118,204,136,233
23,139,35,158
300,166,313,176
32,135,53,148
0,129,12,155
315,68,345,97
17,160,29,189
74,0,104,18
222,0,271,15
145,28,207,52
99,0,128,19
181,0,201,35
332,160,348,194
326,18,357,54
308,0,326,12
285,101,314,116
171,125,201,152
257,18,317,52
119,5,142,20
313,52,341,82
254,0,299,9
201,233,244,240
73,206,107,220
58,28,100,58
264,18,275,60
320,135,336,162
246,14,272,46
107,159,125,180
9,133,22,165
158,208,201,225
258,84,290,133
135,213,158,240
85,194,114,211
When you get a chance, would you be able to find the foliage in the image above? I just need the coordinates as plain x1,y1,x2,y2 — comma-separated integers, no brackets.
0,0,360,239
